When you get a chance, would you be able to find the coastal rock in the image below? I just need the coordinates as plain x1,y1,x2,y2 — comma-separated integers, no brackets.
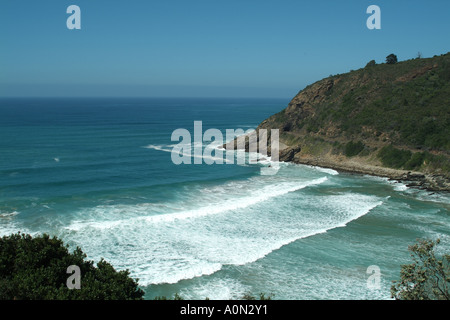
279,146,301,162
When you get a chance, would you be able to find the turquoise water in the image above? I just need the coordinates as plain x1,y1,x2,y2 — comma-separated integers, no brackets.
0,98,449,300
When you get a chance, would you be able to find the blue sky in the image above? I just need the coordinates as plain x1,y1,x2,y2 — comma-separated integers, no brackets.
1,0,450,98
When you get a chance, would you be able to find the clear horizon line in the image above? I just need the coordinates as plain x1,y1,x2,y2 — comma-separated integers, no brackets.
0,96,292,100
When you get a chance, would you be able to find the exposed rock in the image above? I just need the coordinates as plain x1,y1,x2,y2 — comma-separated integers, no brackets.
279,146,301,162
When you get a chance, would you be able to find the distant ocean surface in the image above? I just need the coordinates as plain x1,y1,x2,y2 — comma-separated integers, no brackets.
0,98,449,300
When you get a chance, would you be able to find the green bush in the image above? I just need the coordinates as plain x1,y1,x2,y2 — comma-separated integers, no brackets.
377,145,412,169
386,54,398,64
0,233,145,300
344,141,365,157
404,152,426,170
391,239,449,300
425,153,450,176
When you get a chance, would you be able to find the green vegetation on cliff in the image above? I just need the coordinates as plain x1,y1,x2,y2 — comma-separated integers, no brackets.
259,53,450,180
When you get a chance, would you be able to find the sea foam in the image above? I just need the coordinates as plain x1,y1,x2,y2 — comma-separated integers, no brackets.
61,175,383,286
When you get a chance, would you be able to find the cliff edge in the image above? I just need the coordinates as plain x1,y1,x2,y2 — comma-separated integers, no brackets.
226,53,450,191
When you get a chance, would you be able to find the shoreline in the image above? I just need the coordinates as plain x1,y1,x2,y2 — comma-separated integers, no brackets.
222,139,450,192
289,154,450,193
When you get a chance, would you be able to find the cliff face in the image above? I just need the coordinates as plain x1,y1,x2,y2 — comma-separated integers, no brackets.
230,53,450,191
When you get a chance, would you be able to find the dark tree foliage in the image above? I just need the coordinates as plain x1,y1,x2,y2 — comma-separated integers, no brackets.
386,54,398,64
377,145,412,169
344,141,365,157
391,239,450,300
0,233,145,300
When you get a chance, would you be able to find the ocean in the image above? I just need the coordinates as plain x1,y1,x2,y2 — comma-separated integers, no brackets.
0,97,449,300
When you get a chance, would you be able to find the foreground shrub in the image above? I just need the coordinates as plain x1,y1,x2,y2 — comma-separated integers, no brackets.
0,233,144,300
391,238,449,300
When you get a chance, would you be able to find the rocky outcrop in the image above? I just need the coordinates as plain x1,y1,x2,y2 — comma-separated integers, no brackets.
399,172,450,191
279,146,301,162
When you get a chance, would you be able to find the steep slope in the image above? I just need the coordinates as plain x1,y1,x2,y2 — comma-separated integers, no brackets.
229,53,450,191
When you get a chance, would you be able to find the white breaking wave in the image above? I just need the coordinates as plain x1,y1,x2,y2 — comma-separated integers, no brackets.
310,166,339,176
144,144,235,164
0,211,20,218
0,212,37,238
178,277,251,300
363,175,390,182
145,143,280,168
66,177,328,231
59,174,384,286
390,181,409,192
